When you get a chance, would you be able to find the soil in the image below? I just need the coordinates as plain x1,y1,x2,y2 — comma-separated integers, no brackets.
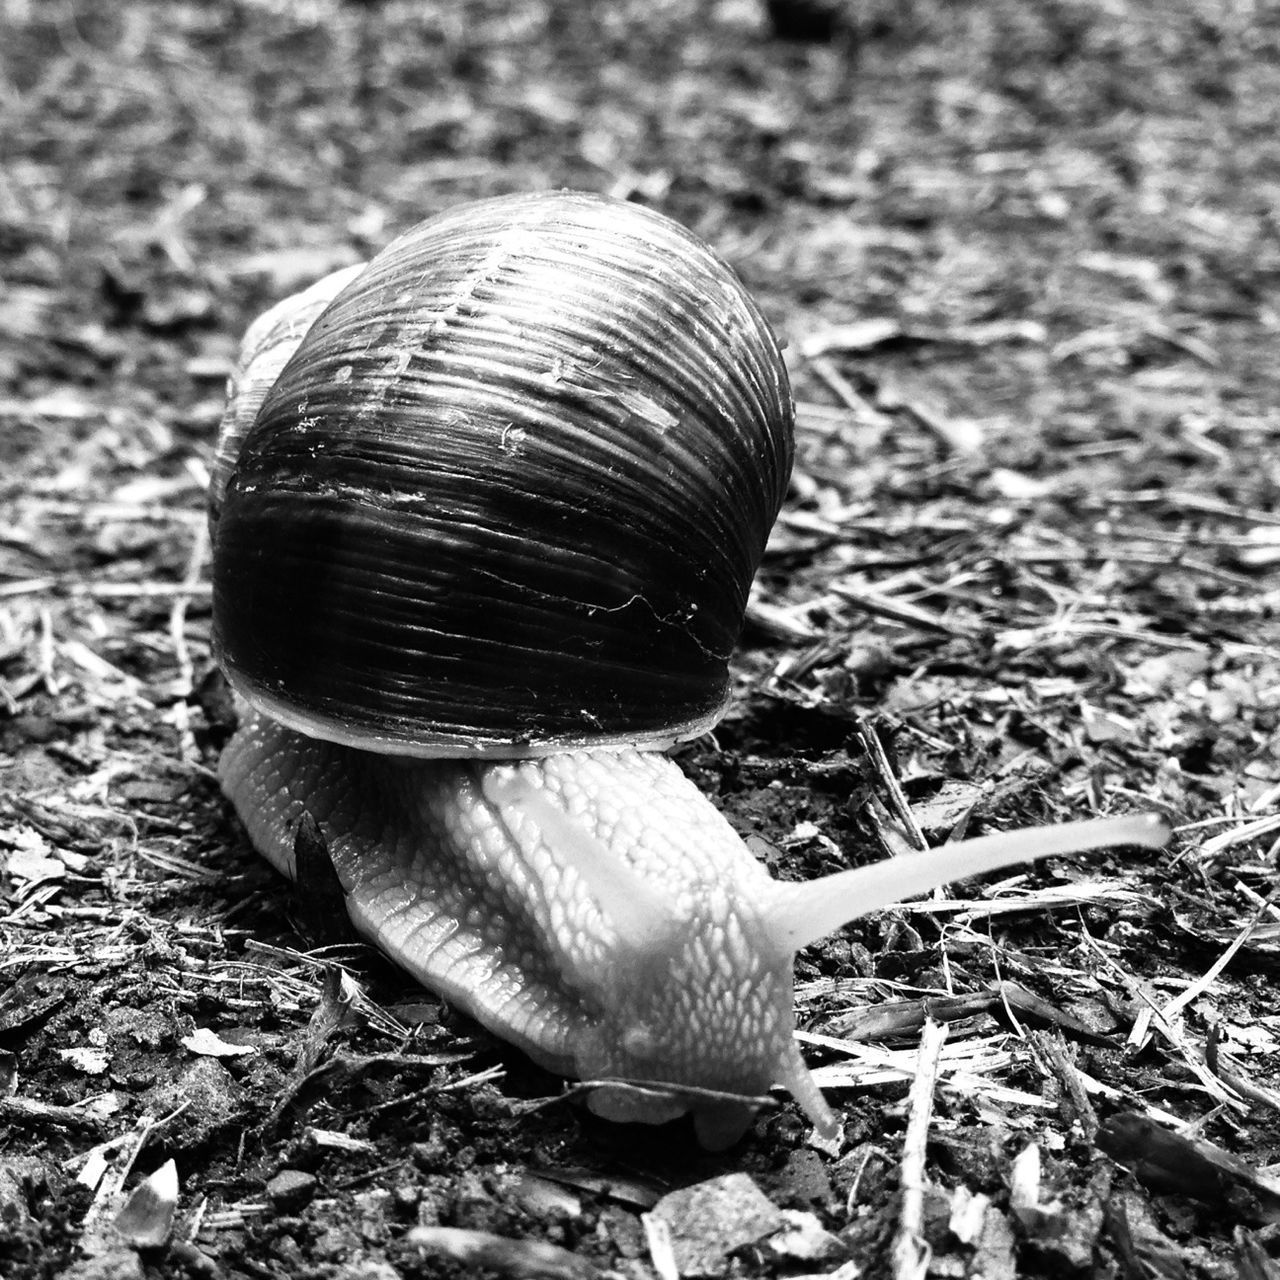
3,2,1280,1277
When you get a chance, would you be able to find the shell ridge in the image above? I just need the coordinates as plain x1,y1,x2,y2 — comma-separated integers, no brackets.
215,190,793,753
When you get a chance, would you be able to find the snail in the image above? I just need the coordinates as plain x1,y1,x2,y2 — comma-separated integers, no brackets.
211,190,1170,1149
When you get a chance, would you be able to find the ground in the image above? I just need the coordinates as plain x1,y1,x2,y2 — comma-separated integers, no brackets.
3,1,1280,1277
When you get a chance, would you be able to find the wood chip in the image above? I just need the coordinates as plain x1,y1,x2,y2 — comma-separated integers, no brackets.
408,1226,604,1280
1097,1112,1280,1224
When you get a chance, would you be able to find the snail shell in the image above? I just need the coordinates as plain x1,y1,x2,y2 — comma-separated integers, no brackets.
211,190,793,757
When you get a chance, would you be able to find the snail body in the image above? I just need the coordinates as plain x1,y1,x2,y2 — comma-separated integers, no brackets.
213,191,1169,1148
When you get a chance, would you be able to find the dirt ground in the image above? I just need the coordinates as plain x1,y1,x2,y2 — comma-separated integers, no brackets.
3,0,1280,1276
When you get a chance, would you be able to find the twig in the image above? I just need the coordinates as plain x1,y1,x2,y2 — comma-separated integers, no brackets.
37,606,59,694
893,1018,947,1280
410,1226,605,1280
807,355,885,419
1028,1030,1099,1140
1206,1026,1280,1116
1160,903,1269,1024
855,719,928,853
829,580,972,637
0,578,214,601
998,616,1275,661
1198,813,1280,861
0,1095,107,1132
1230,880,1280,921
1108,490,1280,527
1080,929,1245,1110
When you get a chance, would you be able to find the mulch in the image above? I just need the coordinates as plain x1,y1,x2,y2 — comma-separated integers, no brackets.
3,2,1280,1277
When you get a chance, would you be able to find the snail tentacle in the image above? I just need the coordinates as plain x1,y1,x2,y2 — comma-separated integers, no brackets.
764,813,1174,955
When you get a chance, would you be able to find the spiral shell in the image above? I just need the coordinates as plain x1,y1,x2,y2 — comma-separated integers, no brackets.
212,190,794,757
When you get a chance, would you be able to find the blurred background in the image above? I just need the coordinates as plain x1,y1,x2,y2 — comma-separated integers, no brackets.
6,0,1276,462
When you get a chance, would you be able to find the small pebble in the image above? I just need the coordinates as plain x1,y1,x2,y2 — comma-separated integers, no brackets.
645,1173,785,1277
266,1169,318,1214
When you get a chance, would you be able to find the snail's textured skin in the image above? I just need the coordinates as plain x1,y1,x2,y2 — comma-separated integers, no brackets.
221,708,808,1147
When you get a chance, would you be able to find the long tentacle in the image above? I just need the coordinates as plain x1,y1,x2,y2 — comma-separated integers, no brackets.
765,813,1171,955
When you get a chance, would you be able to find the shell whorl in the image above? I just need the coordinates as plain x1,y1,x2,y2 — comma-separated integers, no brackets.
212,191,794,757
